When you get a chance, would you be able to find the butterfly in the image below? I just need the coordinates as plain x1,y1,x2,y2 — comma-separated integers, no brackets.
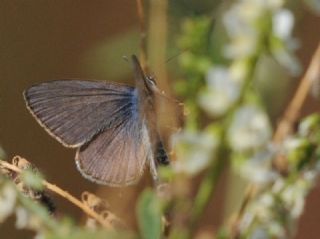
23,55,169,187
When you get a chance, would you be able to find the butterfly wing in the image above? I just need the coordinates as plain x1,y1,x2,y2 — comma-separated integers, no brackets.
75,113,152,186
24,80,135,147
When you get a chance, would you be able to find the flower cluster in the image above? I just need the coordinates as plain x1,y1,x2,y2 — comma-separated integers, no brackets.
172,0,320,238
235,114,320,238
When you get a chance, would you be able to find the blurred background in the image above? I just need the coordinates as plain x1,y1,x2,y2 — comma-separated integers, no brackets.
0,1,319,238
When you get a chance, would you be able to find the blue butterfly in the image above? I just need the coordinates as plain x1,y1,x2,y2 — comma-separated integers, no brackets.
24,55,169,186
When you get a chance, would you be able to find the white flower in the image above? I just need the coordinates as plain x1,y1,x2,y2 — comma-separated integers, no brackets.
259,193,274,209
228,105,271,152
172,130,218,175
15,206,42,230
223,4,259,59
250,194,273,221
250,227,268,239
223,3,258,38
281,183,306,218
271,41,301,76
240,150,279,185
15,207,29,229
272,178,285,193
268,221,285,237
0,183,17,222
224,35,258,59
303,171,317,183
283,137,302,151
199,67,240,116
273,9,294,40
230,60,249,82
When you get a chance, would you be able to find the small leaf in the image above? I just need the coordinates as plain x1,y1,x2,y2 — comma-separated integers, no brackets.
137,189,161,239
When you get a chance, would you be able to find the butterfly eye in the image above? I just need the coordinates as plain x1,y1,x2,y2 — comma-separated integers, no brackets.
147,76,157,86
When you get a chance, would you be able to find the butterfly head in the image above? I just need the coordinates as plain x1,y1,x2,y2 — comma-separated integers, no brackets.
131,55,159,95
145,75,160,93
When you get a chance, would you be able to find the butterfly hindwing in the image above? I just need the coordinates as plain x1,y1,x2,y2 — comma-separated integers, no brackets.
24,80,135,147
75,113,152,186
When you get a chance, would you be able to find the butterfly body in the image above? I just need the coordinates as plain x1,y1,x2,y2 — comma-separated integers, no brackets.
24,55,167,186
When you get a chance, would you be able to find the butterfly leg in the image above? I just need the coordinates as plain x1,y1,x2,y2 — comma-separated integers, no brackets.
149,156,159,185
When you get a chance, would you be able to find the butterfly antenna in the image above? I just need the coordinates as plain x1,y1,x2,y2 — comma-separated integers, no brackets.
165,48,190,64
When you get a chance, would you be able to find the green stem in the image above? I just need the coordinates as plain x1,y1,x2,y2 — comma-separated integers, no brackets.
187,55,260,237
190,133,228,229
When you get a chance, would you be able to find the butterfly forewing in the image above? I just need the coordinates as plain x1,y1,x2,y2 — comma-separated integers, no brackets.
24,80,135,147
75,112,152,186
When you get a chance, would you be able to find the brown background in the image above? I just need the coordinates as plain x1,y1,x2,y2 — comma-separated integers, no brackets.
0,1,319,238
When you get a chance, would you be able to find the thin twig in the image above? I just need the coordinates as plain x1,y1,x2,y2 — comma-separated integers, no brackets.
273,42,320,170
189,144,228,236
136,0,148,71
273,42,320,141
229,184,257,239
0,158,112,229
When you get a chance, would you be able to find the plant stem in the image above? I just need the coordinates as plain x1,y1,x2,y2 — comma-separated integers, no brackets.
187,52,259,237
273,42,320,170
136,0,148,71
190,134,228,232
0,157,112,229
148,0,168,88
